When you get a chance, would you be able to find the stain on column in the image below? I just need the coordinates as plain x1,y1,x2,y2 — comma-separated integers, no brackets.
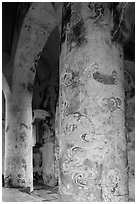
93,70,117,85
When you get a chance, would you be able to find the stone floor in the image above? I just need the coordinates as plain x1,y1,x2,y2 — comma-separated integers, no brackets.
2,184,60,202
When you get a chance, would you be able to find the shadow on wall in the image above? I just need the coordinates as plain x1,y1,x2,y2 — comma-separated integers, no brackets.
32,25,60,187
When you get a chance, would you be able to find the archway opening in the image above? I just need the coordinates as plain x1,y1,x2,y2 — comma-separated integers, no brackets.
32,25,60,189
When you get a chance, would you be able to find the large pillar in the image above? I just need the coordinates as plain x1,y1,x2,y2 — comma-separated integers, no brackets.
58,3,128,201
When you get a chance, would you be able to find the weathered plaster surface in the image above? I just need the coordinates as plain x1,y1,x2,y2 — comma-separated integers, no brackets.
58,3,128,201
125,62,135,201
4,3,57,191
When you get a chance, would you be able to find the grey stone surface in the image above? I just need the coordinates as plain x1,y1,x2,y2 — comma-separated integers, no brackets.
2,187,59,202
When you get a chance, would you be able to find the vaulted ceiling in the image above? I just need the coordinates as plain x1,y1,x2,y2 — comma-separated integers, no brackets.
2,2,135,118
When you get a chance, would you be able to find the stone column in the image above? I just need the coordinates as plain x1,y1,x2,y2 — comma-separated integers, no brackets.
3,3,57,191
58,2,128,201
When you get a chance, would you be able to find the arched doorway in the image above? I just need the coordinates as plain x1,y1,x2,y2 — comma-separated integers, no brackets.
32,25,60,188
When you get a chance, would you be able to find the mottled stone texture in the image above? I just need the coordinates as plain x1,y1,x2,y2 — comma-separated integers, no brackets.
4,3,56,191
41,121,57,187
58,2,128,201
124,61,135,201
4,94,33,190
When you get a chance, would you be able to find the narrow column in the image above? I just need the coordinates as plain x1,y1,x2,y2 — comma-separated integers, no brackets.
58,2,128,201
4,93,33,191
41,122,57,187
3,2,57,191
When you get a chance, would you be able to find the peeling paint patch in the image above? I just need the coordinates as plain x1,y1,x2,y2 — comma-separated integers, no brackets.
68,146,84,158
19,82,26,89
37,52,41,59
63,113,95,137
67,19,87,49
27,82,33,92
83,108,88,115
20,131,26,142
102,168,122,201
62,69,80,87
17,173,22,178
102,96,122,112
80,133,88,142
88,3,105,20
30,66,36,73
63,72,73,86
65,124,77,132
4,175,13,187
72,162,102,186
33,52,41,69
93,70,117,85
22,158,27,170
21,179,26,183
112,70,117,78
